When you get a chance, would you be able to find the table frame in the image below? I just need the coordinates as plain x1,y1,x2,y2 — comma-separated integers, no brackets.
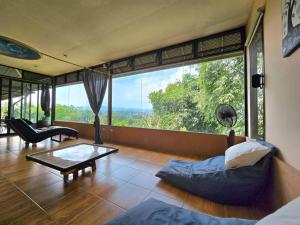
26,143,118,180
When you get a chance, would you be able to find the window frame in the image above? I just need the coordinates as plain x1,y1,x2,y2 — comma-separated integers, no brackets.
248,19,266,140
0,76,48,136
54,82,109,124
110,55,247,135
51,28,248,136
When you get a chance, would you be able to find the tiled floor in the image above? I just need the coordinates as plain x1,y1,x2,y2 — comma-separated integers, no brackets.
0,136,266,225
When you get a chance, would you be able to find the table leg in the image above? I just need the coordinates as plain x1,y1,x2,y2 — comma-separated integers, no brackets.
73,171,78,179
63,174,68,181
91,161,96,172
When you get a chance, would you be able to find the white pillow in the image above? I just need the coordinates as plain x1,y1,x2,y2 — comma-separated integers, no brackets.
225,141,271,169
256,197,300,225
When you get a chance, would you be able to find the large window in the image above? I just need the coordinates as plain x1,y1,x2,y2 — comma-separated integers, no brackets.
0,79,9,134
22,83,41,122
249,21,265,140
55,83,108,124
112,56,245,135
0,77,51,135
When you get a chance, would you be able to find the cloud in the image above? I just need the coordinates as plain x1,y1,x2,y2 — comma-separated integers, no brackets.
112,65,197,109
56,64,198,110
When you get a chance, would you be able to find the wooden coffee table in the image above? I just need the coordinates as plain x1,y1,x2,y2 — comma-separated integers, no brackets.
26,143,118,180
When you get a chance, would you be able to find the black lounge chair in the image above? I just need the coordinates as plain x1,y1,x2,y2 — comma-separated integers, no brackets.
5,118,79,145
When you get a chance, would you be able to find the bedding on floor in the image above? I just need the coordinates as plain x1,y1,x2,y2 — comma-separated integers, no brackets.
104,198,257,225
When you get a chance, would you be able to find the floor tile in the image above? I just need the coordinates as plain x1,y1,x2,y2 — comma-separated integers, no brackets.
111,166,141,181
3,164,49,182
67,199,124,225
106,182,151,210
26,181,79,207
96,159,123,176
0,176,56,225
15,172,62,193
144,191,183,207
129,160,162,175
80,174,126,198
152,180,188,202
128,171,160,189
183,193,226,217
104,154,136,166
44,189,100,225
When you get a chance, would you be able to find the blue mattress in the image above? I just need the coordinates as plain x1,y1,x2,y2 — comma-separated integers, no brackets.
104,198,257,225
156,141,277,205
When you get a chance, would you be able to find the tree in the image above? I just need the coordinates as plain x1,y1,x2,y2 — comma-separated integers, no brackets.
196,56,245,134
148,56,245,135
149,73,205,131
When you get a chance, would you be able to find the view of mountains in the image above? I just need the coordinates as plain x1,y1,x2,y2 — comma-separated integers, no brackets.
77,105,153,113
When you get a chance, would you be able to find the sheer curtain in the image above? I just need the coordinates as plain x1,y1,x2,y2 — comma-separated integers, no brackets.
41,84,50,117
82,69,108,144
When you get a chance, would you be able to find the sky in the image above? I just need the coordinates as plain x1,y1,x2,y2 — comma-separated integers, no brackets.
56,64,197,110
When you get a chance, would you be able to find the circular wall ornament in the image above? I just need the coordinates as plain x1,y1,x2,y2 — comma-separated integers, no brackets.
0,36,41,60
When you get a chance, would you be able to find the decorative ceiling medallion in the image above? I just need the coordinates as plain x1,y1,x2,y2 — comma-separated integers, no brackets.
0,36,40,60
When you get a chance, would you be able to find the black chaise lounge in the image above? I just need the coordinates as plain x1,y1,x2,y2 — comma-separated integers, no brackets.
5,118,79,145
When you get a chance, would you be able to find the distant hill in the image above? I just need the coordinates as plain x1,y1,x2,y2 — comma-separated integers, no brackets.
77,105,153,113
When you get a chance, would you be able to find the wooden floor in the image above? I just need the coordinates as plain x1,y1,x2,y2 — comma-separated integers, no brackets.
0,136,267,225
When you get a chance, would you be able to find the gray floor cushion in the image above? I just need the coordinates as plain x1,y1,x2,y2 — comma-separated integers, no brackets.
104,198,257,225
156,141,277,205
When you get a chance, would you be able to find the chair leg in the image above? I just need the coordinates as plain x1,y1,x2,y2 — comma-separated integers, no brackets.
51,133,62,142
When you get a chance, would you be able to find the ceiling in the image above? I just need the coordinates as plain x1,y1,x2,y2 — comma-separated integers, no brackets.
0,0,254,76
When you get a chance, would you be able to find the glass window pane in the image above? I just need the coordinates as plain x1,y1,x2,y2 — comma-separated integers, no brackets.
30,84,39,123
0,79,9,134
249,22,265,140
55,83,108,124
112,56,245,135
11,81,22,119
22,83,31,120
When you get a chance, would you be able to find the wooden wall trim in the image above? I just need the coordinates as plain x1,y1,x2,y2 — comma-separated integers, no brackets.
53,121,245,157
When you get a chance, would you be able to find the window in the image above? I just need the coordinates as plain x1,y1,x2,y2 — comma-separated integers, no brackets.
249,21,265,140
20,83,41,122
22,83,31,120
55,83,108,124
0,79,9,134
30,84,39,121
112,56,245,135
11,81,22,119
0,78,49,135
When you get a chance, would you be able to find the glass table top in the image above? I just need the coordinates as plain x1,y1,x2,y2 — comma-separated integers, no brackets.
26,143,118,171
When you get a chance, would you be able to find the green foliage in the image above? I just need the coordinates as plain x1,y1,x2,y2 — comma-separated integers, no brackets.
55,104,107,124
196,56,245,134
148,56,245,135
149,73,205,132
112,112,145,127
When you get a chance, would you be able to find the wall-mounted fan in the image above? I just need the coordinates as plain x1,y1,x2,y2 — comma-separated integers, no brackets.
215,104,237,147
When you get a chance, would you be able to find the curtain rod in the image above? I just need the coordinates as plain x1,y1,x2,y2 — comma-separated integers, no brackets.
39,52,108,75
245,6,265,47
